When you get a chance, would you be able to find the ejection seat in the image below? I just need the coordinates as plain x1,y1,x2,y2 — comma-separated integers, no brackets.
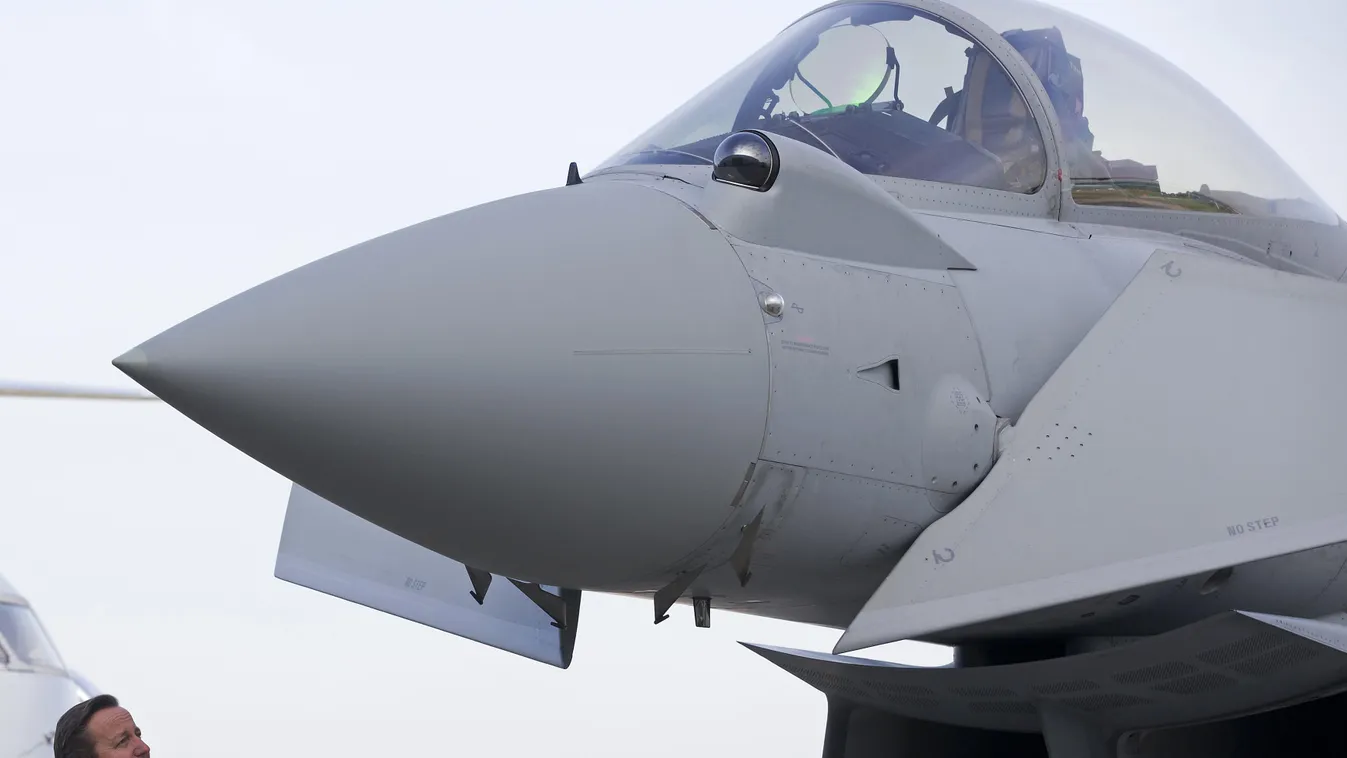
931,25,1112,190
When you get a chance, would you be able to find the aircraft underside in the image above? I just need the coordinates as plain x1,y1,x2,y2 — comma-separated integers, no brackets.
758,607,1347,757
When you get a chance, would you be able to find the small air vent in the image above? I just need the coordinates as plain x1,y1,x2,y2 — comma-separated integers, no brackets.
858,359,900,391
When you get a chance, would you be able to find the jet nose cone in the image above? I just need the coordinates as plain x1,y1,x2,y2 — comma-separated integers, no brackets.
118,182,770,588
112,347,147,373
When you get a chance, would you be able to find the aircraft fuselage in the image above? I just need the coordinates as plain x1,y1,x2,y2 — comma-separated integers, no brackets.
113,0,1347,654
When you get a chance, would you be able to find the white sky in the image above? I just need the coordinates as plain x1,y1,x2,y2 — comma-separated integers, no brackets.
2,1,1344,755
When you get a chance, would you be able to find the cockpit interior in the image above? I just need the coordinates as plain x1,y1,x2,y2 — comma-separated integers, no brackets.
598,0,1336,226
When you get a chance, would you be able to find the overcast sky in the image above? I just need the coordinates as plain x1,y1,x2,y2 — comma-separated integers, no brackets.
2,1,1344,755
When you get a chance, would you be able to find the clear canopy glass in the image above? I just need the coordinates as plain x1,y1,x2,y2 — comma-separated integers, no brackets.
956,0,1336,223
0,603,65,672
597,2,1049,195
598,0,1337,225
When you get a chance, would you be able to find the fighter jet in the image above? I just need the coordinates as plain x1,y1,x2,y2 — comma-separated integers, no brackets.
112,0,1347,754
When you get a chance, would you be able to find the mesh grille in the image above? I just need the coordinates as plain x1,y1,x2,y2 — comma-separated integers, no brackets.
1197,632,1284,665
1032,680,1101,695
1114,661,1198,684
1150,672,1239,695
1059,692,1152,712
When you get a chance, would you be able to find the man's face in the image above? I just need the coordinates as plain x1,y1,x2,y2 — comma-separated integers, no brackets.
85,706,150,757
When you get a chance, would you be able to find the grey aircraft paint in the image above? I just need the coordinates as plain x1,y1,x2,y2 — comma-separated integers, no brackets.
110,0,1347,755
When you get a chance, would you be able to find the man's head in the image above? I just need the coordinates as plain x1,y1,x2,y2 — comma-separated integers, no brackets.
53,694,150,758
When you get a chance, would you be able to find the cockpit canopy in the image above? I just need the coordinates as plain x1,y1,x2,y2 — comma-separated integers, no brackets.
0,601,65,672
597,0,1336,225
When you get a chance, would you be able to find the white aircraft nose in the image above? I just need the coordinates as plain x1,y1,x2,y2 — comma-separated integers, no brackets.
114,182,771,589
